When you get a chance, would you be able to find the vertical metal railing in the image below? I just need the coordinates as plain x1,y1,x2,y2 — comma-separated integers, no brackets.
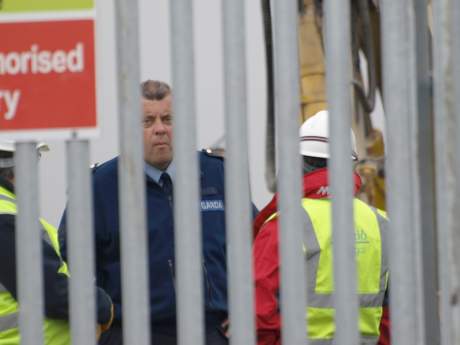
114,0,151,344
222,0,256,344
413,1,440,343
452,0,460,342
381,1,419,344
170,1,204,345
11,2,460,345
324,0,359,344
407,1,428,342
66,140,97,345
452,1,460,342
15,143,44,345
273,1,307,345
432,0,460,343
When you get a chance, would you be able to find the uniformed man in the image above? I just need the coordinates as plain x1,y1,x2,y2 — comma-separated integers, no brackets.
59,80,257,345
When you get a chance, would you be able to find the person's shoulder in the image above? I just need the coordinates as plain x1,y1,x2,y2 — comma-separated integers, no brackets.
91,156,119,184
200,149,224,167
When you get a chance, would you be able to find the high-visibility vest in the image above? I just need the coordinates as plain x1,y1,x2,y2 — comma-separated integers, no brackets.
269,197,388,345
0,186,71,345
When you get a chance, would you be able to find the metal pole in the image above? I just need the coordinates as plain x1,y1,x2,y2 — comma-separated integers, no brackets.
452,0,460,341
381,1,419,344
170,1,204,345
432,0,460,343
66,140,96,345
222,0,255,344
114,0,151,344
15,142,43,345
413,1,440,343
273,1,307,344
324,0,359,343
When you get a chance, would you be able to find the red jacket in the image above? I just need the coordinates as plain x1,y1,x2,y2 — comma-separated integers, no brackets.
253,168,390,345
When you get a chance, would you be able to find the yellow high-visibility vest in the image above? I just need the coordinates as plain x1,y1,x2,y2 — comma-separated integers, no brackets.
268,197,388,344
0,186,70,345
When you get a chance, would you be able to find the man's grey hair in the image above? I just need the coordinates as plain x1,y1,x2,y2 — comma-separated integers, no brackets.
141,80,171,101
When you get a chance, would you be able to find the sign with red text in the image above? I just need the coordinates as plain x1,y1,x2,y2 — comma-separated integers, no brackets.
0,1,97,140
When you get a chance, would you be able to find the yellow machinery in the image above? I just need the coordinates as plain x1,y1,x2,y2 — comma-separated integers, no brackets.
262,0,386,209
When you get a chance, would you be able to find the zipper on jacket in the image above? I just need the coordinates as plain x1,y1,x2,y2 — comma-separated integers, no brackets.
202,260,214,308
168,259,176,292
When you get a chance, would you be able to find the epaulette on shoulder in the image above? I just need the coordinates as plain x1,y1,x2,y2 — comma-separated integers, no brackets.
90,162,100,173
202,148,225,160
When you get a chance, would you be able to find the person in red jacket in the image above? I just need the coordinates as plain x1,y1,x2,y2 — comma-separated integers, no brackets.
253,110,390,345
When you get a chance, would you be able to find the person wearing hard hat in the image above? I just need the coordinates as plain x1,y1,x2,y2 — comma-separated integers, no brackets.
0,141,114,344
252,110,390,345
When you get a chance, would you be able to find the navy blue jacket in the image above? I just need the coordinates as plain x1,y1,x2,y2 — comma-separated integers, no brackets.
59,151,256,325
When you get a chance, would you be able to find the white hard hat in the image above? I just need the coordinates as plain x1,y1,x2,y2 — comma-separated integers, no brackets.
0,140,50,168
299,110,358,160
0,140,49,153
0,140,15,153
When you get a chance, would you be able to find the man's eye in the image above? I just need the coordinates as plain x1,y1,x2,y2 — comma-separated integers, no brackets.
143,118,154,127
163,116,172,125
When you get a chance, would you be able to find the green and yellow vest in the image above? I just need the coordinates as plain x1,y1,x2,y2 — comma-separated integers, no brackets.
0,186,70,345
270,197,388,345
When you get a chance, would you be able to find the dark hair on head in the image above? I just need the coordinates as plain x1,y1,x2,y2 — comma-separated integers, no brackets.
0,167,14,181
0,151,13,159
302,156,327,174
0,151,14,180
304,156,327,169
141,80,171,101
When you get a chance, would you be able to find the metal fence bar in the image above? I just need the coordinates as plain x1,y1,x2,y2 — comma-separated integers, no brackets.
15,142,43,345
432,0,460,343
222,0,255,344
413,1,440,343
114,0,151,344
324,1,359,344
66,140,96,345
170,1,204,345
381,1,418,344
272,1,307,344
452,0,460,341
407,2,427,343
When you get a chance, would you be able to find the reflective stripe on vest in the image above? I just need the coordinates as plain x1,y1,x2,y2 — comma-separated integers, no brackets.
308,336,379,345
0,310,19,332
300,198,388,343
0,193,15,203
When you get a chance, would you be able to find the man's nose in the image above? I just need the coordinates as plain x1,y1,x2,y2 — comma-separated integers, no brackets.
153,120,166,134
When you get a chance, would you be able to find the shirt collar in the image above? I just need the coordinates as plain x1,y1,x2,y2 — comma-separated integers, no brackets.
144,160,176,185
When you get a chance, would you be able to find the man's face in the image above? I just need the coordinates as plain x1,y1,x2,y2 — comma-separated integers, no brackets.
142,95,173,170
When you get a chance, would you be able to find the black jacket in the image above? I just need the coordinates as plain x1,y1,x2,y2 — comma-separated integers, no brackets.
0,177,112,324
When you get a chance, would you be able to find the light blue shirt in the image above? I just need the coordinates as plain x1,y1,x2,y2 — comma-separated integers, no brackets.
144,160,176,187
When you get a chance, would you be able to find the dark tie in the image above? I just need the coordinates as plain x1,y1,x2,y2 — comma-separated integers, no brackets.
160,172,173,198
